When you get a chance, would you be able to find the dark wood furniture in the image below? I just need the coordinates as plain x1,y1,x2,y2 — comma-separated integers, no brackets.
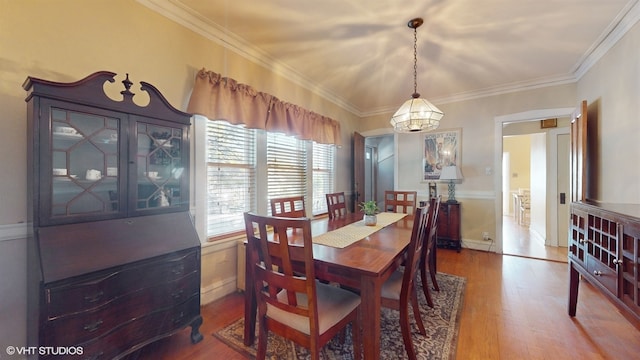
421,196,442,307
244,212,415,360
384,190,418,214
325,191,347,219
437,202,461,251
380,205,430,360
568,201,640,329
270,196,306,217
25,72,202,359
244,213,361,360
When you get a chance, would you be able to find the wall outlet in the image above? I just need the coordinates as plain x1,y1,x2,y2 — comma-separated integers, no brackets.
482,232,490,241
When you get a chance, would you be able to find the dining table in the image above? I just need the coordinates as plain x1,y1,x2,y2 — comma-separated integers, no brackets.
243,211,415,360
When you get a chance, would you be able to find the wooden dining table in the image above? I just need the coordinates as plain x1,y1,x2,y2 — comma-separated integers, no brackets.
243,212,415,360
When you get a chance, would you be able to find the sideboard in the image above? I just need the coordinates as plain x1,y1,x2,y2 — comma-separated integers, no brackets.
568,201,640,329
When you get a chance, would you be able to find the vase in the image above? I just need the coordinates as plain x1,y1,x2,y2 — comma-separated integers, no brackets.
364,214,377,226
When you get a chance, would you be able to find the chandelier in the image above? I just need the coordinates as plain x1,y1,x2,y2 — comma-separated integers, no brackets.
390,18,444,133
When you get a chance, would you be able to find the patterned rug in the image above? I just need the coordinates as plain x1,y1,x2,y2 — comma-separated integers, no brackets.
214,272,466,359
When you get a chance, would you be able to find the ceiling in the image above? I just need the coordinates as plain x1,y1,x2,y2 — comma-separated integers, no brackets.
141,0,638,116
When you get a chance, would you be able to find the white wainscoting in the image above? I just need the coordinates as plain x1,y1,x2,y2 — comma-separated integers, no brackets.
200,238,242,305
0,223,28,356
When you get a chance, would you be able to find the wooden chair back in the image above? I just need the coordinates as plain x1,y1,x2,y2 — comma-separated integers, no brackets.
380,204,432,359
400,205,432,304
384,191,418,214
421,195,442,306
270,196,306,218
243,212,361,359
325,192,347,219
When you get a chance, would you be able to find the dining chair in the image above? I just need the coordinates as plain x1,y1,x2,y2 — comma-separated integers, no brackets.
270,196,306,218
325,192,347,219
380,204,432,360
420,195,442,307
243,212,362,360
384,190,418,214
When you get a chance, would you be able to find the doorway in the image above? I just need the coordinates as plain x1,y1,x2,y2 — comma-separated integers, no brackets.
364,135,395,206
494,108,574,260
500,124,569,262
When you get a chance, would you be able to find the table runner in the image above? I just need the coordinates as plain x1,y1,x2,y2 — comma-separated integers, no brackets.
313,212,408,248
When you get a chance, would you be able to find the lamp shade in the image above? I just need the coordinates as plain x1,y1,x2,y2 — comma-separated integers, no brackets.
390,96,444,133
439,165,463,180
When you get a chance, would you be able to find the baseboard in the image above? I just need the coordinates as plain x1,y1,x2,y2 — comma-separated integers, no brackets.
462,238,497,252
201,277,238,305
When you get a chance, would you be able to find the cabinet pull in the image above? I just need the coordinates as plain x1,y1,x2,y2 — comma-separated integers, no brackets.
172,264,185,276
593,270,602,276
173,311,185,324
84,290,104,303
84,319,103,332
613,259,623,265
171,289,184,299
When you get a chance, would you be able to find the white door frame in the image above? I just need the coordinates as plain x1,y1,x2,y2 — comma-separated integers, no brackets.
494,108,574,253
547,127,570,246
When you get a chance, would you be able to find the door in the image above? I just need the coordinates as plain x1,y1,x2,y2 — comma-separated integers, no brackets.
352,132,365,212
364,145,377,202
557,133,570,247
570,100,587,202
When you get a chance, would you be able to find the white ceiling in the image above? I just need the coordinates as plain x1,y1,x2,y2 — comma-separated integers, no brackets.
141,0,639,116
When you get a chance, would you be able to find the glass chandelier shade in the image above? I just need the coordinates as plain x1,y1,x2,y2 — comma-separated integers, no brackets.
390,94,444,132
390,18,443,133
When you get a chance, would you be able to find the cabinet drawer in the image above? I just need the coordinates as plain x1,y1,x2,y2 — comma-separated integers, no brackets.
41,295,201,360
586,254,617,296
43,271,199,346
45,249,198,317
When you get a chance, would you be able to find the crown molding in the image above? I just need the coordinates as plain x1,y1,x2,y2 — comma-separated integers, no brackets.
137,0,362,115
139,0,640,119
574,0,640,80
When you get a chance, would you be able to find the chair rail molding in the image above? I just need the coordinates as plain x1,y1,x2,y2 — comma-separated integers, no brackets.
0,223,29,243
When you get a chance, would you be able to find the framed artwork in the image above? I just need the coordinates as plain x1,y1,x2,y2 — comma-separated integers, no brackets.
422,128,461,181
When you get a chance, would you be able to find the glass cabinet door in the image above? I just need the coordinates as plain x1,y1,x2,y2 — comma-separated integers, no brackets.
136,122,185,211
49,106,121,220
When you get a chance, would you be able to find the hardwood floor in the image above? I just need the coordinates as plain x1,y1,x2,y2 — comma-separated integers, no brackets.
131,247,640,359
502,214,568,263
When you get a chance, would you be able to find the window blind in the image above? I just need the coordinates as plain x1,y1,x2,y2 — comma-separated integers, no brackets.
267,133,307,215
206,120,256,238
312,142,335,215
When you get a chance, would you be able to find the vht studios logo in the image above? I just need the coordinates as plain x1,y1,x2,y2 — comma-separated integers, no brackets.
5,346,84,356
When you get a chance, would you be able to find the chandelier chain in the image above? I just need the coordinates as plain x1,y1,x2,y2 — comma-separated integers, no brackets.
413,27,418,95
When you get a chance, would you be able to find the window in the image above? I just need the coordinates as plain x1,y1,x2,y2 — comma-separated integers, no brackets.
312,142,335,215
206,120,256,238
205,121,335,240
267,132,307,214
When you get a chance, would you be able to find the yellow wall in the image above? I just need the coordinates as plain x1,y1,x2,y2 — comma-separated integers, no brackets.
504,134,532,203
0,1,361,347
0,0,359,225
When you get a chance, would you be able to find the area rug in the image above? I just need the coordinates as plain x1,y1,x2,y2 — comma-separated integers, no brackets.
214,272,466,359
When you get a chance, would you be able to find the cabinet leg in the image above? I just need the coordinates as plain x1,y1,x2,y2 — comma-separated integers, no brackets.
190,315,204,344
568,262,580,317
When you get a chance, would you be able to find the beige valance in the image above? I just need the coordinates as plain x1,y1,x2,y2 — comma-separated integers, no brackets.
187,68,341,145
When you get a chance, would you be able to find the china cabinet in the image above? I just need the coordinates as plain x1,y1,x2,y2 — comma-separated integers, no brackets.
25,71,203,359
568,201,640,329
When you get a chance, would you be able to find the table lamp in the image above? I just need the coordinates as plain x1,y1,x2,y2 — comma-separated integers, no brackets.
439,165,463,203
